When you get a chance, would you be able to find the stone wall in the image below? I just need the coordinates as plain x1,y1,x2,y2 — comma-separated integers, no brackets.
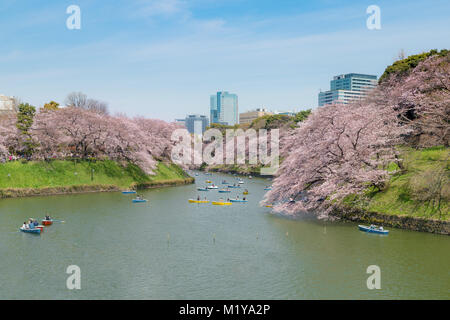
331,205,449,235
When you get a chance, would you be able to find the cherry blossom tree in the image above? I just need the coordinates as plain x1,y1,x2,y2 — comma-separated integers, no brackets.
262,52,449,218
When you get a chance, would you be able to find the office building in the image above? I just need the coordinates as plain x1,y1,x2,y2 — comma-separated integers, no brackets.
318,73,377,106
239,108,273,124
0,94,16,114
185,114,209,134
175,119,186,126
210,91,238,126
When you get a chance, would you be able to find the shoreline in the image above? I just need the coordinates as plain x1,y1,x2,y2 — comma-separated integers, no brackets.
331,205,450,235
0,177,195,200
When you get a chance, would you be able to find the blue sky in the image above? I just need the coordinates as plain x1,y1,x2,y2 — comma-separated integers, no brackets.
1,0,449,121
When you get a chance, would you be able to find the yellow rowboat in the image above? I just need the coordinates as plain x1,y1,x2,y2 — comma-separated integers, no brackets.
188,199,210,204
265,205,273,208
212,201,232,206
205,180,212,183
243,192,249,195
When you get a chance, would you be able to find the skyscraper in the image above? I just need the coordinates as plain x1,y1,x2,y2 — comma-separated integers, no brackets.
210,91,238,126
318,73,377,106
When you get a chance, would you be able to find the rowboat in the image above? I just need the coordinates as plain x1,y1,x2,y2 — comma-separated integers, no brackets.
219,189,231,193
238,180,244,184
132,199,148,203
265,205,273,208
188,199,210,204
42,220,53,226
264,187,272,190
229,199,248,203
212,201,232,206
197,188,209,191
207,185,218,189
122,190,137,194
227,185,241,188
222,181,228,184
243,191,249,195
358,225,389,235
20,227,41,234
205,180,212,183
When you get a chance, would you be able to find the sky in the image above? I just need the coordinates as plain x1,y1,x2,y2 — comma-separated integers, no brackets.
0,0,449,121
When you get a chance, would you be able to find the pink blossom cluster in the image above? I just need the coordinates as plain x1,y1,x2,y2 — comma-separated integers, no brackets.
0,107,181,174
263,52,449,218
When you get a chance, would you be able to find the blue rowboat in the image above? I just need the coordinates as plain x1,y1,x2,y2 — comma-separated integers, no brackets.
122,190,137,194
264,187,272,190
229,199,248,203
132,199,148,203
20,227,41,234
227,185,241,188
197,188,209,191
219,190,231,193
358,225,389,235
222,181,228,184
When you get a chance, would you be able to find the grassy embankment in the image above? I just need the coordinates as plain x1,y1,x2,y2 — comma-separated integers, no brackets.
343,146,449,221
0,160,193,198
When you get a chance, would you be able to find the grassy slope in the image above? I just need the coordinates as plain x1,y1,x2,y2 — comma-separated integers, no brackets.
360,147,449,220
0,160,190,190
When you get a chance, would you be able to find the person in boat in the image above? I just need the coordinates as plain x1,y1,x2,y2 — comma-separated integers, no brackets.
197,195,200,201
243,197,246,201
22,222,28,229
289,197,295,203
236,195,239,199
45,214,51,221
380,226,384,231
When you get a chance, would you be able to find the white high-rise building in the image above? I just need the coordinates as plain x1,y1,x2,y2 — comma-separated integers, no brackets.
318,73,377,106
0,94,16,113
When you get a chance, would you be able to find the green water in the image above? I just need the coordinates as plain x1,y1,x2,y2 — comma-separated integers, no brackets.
0,172,449,299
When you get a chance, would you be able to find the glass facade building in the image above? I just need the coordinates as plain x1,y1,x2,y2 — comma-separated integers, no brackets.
210,91,238,126
318,73,377,106
185,114,209,134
